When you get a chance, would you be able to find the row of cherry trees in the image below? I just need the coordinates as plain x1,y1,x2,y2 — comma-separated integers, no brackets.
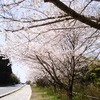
0,0,99,99
23,28,99,100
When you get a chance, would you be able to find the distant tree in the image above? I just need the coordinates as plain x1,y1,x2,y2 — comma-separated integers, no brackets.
26,80,31,85
10,73,20,84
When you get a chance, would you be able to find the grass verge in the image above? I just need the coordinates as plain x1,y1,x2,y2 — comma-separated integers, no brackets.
30,84,66,100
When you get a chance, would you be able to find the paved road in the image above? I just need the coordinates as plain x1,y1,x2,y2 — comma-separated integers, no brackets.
0,85,31,100
0,84,23,96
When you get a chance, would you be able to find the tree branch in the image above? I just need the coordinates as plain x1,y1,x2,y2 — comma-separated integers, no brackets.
44,0,100,30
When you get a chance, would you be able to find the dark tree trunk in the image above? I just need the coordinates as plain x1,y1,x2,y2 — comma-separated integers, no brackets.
66,80,73,100
67,89,73,100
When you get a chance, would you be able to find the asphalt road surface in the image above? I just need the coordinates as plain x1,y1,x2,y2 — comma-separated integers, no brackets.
0,85,31,100
0,84,23,97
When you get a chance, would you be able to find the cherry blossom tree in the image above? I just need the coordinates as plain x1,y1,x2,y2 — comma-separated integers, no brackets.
22,26,100,100
0,2,99,98
0,0,99,34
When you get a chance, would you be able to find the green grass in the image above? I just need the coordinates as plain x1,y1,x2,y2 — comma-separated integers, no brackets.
73,83,100,100
30,84,66,100
30,84,100,100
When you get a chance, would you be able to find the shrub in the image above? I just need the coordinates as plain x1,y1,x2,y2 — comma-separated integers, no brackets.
26,80,31,85
36,76,50,87
10,73,20,84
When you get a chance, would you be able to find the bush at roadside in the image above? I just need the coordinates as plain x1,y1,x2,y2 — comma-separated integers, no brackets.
10,73,20,84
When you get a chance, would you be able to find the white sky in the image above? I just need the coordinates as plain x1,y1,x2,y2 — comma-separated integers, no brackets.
12,63,27,83
0,34,5,45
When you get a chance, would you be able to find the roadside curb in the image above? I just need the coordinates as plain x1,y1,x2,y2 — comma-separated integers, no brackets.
0,85,25,98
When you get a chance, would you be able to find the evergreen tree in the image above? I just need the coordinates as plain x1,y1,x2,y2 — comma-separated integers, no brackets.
0,55,12,85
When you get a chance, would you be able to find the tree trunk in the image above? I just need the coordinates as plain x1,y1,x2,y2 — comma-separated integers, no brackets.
67,88,73,100
66,80,73,100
